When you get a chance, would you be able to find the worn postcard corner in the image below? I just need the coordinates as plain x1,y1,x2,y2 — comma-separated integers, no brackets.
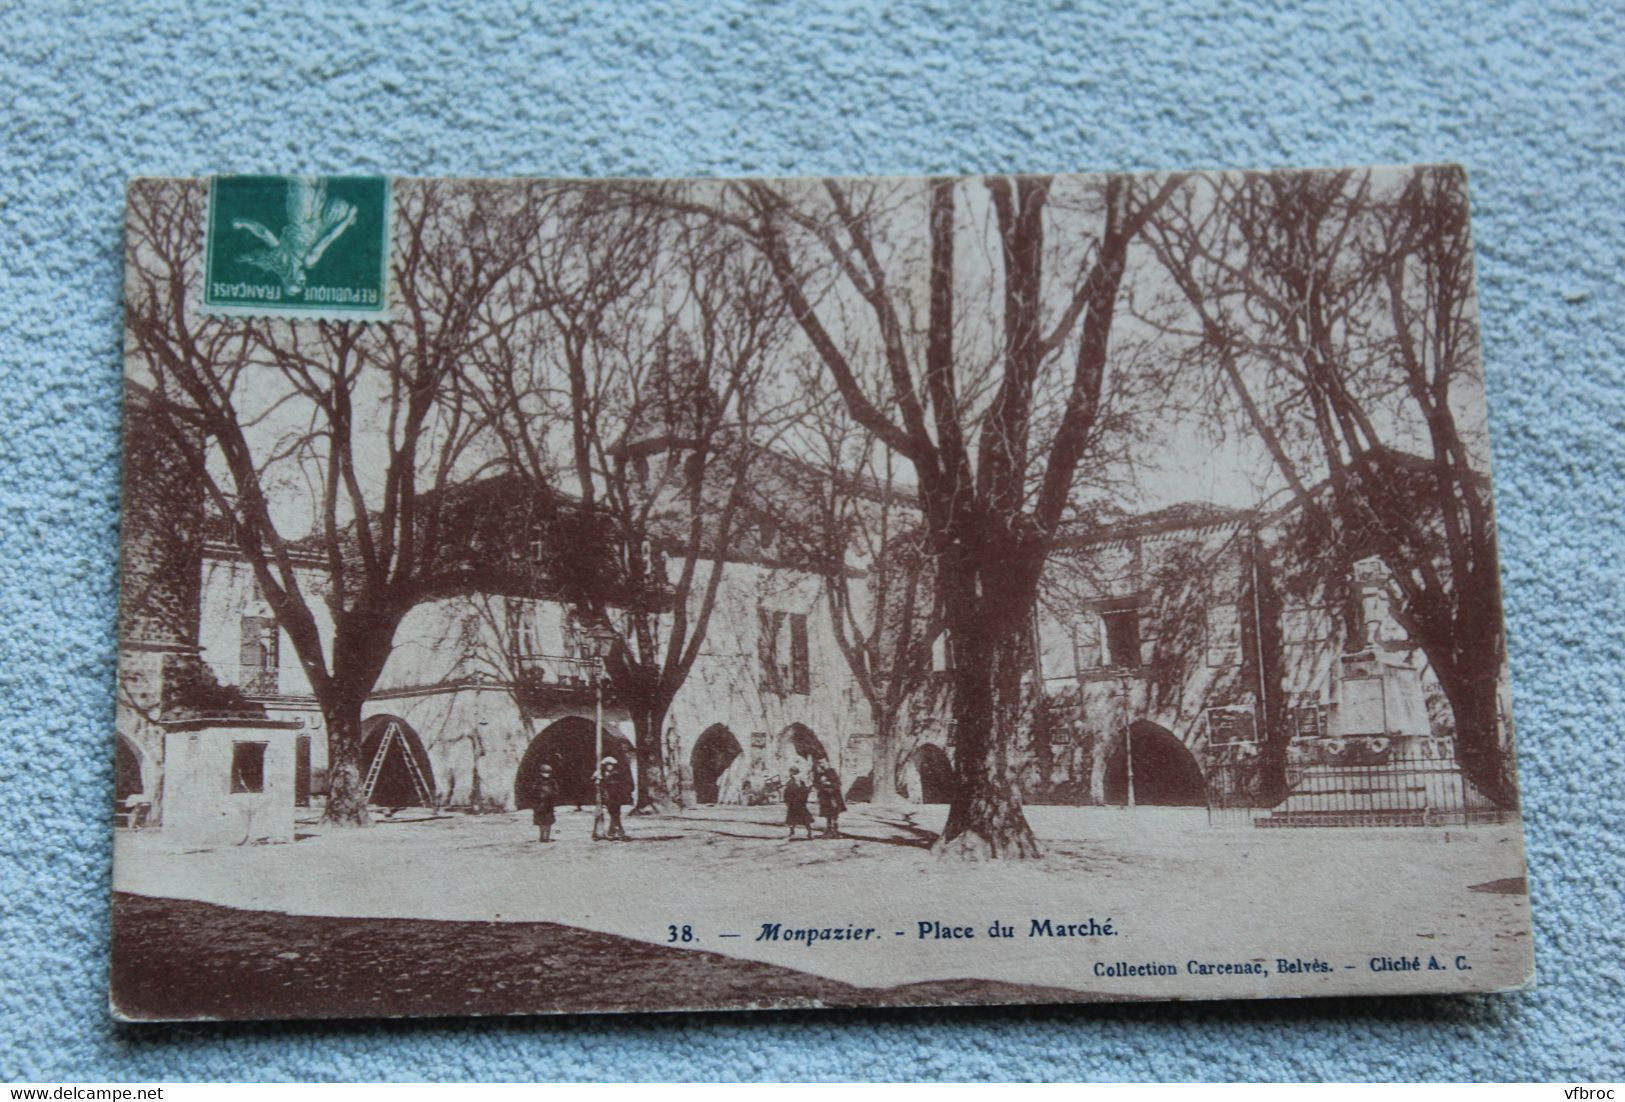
113,167,1532,1021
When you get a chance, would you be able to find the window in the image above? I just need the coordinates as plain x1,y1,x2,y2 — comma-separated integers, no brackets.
1100,608,1141,669
1282,605,1332,644
511,606,540,657
1205,603,1242,667
239,616,277,666
758,608,811,696
230,741,267,794
563,611,590,661
1075,597,1144,672
238,616,278,694
1073,616,1102,671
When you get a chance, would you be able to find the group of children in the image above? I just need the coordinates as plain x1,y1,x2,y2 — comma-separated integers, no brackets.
528,756,849,843
529,756,634,842
781,761,847,840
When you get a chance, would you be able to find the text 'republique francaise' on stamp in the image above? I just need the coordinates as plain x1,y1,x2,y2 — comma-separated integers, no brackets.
114,166,1534,1022
201,175,391,321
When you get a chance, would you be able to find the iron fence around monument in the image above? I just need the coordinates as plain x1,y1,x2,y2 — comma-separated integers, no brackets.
1204,742,1511,829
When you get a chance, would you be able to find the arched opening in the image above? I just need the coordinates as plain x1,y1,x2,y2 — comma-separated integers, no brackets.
777,722,828,767
360,715,437,808
691,724,744,804
897,743,956,803
515,716,634,810
115,735,144,801
1104,720,1206,806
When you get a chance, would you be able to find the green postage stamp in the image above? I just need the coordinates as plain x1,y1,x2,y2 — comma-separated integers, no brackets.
202,175,390,320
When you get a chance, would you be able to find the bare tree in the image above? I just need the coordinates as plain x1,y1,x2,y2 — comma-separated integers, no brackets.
677,173,1182,857
123,179,585,825
767,376,943,806
468,188,790,812
1147,166,1514,806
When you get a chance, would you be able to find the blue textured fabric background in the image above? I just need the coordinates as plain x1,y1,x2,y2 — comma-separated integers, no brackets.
2,0,1620,1082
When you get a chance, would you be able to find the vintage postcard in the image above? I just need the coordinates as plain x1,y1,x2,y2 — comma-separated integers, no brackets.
113,166,1534,1020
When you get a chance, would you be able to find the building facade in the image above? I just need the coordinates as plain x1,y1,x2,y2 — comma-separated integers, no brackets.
116,419,1505,835
120,520,878,832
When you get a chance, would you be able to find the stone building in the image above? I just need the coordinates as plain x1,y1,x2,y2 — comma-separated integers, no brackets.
184,533,871,818
116,408,878,828
1031,503,1274,807
1028,497,1509,822
115,387,304,844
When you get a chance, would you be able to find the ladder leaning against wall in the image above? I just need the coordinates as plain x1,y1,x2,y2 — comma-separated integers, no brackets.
361,721,435,806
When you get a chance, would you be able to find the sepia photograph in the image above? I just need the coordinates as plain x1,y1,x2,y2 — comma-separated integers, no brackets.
112,166,1533,1021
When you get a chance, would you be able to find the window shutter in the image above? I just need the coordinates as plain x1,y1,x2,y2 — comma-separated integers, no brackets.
239,617,260,668
1073,615,1103,671
758,607,784,694
790,613,810,695
1205,603,1242,667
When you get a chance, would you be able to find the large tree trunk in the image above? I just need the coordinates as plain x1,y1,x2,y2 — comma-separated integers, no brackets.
1438,661,1513,810
869,708,902,805
319,626,400,827
935,617,1041,859
321,705,371,827
1244,539,1291,806
631,704,681,815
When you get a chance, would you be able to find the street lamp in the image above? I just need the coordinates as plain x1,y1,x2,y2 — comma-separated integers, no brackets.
584,621,618,841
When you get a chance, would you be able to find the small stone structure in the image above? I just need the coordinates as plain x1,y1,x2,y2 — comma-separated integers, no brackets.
158,717,305,845
1260,648,1498,827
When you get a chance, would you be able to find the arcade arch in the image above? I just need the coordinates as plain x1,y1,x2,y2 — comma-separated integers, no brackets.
360,715,437,808
1103,720,1206,806
690,724,744,804
514,716,635,810
898,742,956,804
115,734,145,803
777,722,828,767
